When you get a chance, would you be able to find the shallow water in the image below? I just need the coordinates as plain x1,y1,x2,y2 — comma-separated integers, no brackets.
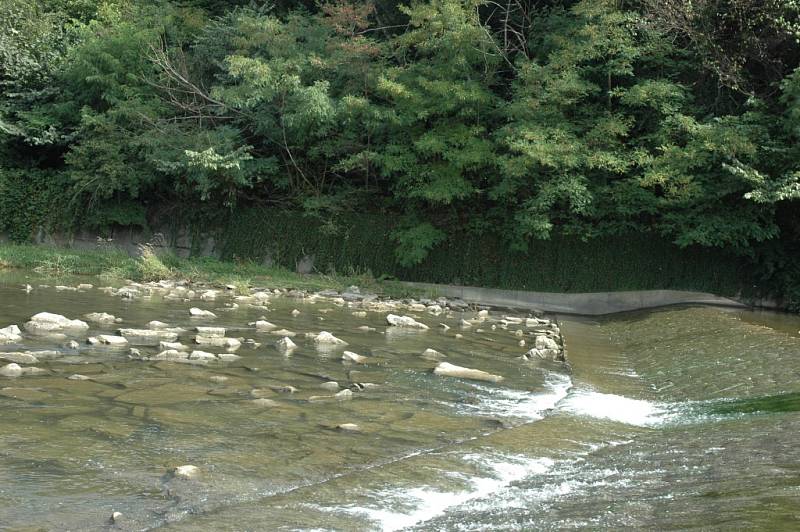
1,272,799,530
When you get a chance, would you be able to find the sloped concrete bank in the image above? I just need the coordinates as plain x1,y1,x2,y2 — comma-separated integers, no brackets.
402,282,780,315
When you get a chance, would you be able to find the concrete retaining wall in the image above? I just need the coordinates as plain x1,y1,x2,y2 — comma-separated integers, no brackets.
403,282,777,315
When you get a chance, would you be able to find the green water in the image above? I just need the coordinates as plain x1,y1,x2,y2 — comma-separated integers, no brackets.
1,272,799,530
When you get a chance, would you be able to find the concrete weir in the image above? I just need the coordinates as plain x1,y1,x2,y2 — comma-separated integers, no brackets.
401,282,770,315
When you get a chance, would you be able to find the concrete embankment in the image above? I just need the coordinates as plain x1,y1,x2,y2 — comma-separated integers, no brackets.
402,282,777,315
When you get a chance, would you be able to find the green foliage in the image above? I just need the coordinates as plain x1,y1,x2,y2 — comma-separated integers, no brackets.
134,245,173,281
0,0,799,307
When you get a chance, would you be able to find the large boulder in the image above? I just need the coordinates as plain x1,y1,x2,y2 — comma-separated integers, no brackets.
24,313,89,334
386,314,429,330
433,362,504,383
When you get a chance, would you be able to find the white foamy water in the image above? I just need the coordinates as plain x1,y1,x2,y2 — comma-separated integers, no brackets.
457,371,573,422
559,389,675,427
341,453,555,531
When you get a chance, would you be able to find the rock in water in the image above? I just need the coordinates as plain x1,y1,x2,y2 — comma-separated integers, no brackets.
24,313,89,334
386,314,429,329
420,348,446,361
195,326,226,338
337,423,360,432
433,362,504,383
83,312,116,324
0,325,22,343
342,351,368,364
314,331,348,346
189,308,217,318
172,465,200,480
276,337,297,352
97,335,129,347
0,363,23,377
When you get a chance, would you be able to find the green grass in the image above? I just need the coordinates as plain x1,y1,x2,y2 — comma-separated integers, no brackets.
0,243,425,298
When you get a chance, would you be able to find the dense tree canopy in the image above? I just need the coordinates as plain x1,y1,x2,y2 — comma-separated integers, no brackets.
1,0,799,302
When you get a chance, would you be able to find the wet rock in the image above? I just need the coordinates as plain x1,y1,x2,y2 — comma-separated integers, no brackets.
118,329,178,346
209,375,228,384
0,386,49,401
110,511,122,524
148,320,171,329
433,362,504,383
408,303,427,312
291,309,301,317
478,309,489,319
188,350,217,362
194,336,241,350
519,339,526,347
251,398,280,407
83,312,116,324
0,363,23,377
196,326,226,337
534,335,560,351
427,304,443,315
335,389,353,400
270,328,296,337
349,382,379,392
319,381,340,391
386,314,429,329
160,341,188,351
0,325,22,343
420,348,446,361
217,353,241,362
65,340,80,350
152,349,188,361
98,334,129,347
87,336,100,345
515,329,524,337
357,326,376,332
252,320,277,330
342,351,368,364
189,308,217,319
172,465,200,480
200,290,218,301
439,323,451,331
352,311,367,318
314,331,348,346
271,385,298,394
24,312,89,334
460,319,473,328
337,423,360,432
276,337,297,352
68,374,91,381
0,352,39,364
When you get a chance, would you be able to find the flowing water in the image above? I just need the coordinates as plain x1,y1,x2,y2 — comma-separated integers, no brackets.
1,272,799,530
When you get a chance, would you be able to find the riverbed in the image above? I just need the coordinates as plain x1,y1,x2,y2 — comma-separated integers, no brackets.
1,272,798,530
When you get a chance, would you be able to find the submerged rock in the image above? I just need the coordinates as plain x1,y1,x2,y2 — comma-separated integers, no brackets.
269,328,296,337
188,350,217,362
386,314,429,329
68,374,91,381
217,353,241,362
319,381,340,391
24,312,89,334
335,389,353,400
342,351,368,364
189,308,217,319
420,348,446,361
337,423,360,432
433,362,504,383
251,398,280,407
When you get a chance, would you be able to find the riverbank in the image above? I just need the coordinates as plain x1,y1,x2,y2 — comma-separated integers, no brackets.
0,243,422,299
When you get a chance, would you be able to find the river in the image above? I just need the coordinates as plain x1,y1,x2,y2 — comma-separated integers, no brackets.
1,272,798,530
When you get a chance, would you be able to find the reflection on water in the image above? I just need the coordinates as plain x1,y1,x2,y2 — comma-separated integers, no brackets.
1,271,799,530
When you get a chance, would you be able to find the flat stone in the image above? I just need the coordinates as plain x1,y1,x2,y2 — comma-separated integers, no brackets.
386,314,429,329
433,362,503,383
